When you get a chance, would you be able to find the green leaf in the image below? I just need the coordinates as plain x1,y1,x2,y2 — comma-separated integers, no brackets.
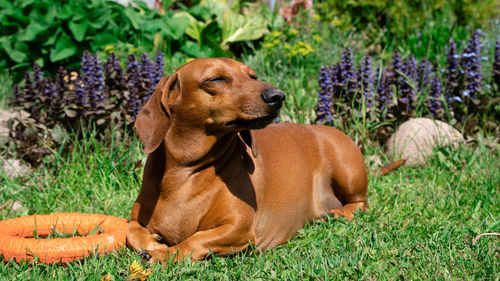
50,34,77,62
181,41,212,58
163,13,190,40
123,7,142,30
93,33,119,47
221,10,268,46
45,27,62,46
88,8,109,29
2,39,26,63
175,11,203,43
68,20,88,42
162,0,176,10
17,22,45,41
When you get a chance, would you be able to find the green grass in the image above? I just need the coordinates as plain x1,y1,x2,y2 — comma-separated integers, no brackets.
0,128,498,280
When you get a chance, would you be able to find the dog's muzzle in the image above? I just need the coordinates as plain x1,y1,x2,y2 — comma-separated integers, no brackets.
261,88,285,111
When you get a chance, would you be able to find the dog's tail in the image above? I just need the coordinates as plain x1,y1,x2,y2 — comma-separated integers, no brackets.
374,159,406,176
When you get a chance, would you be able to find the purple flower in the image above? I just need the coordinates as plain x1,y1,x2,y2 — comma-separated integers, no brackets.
80,51,105,110
32,62,44,90
74,77,88,108
492,40,500,89
417,58,432,91
316,65,335,124
104,53,124,91
154,52,165,85
429,77,444,118
140,53,156,101
340,47,359,97
392,50,403,93
376,69,394,114
126,54,141,117
460,30,482,97
359,56,374,109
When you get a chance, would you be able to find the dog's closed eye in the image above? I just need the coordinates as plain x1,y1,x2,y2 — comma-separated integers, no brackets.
206,77,228,83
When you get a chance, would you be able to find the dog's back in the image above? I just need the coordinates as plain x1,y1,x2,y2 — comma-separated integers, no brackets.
249,123,368,249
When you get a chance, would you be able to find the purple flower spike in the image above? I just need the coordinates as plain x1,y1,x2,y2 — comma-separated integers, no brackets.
492,40,500,89
429,77,444,118
316,65,335,124
460,30,482,98
154,52,165,85
359,56,374,109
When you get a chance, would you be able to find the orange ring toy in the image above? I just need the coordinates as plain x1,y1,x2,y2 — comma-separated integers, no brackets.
0,213,127,264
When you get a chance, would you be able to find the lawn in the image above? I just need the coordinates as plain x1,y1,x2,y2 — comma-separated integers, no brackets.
1,0,499,280
0,130,498,280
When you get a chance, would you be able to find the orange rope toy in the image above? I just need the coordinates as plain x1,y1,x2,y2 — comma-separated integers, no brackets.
0,213,127,264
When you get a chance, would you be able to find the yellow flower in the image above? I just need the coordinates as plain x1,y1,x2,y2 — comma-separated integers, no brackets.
311,14,321,21
185,58,196,63
101,273,112,281
287,41,315,58
263,42,275,50
284,43,292,50
127,260,153,281
104,45,115,53
286,28,299,37
270,30,282,38
313,34,323,43
330,18,343,27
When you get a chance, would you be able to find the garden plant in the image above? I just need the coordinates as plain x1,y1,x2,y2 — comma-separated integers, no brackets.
0,0,498,280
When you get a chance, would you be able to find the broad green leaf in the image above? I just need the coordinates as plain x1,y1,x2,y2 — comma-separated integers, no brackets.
199,21,227,56
0,0,12,10
45,4,58,25
59,4,75,20
124,7,142,30
163,13,190,40
45,27,62,46
20,0,36,8
221,10,268,46
89,8,109,29
181,41,212,58
50,34,77,62
68,20,88,42
174,11,203,43
18,22,45,41
2,39,26,63
199,0,227,23
162,0,176,10
93,33,119,46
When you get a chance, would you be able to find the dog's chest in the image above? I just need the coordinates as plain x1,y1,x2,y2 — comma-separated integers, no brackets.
147,172,217,245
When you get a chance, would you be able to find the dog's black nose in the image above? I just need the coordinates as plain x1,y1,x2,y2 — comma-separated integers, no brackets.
261,88,285,108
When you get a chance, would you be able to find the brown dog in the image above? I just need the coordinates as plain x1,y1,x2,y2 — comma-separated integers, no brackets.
127,57,369,263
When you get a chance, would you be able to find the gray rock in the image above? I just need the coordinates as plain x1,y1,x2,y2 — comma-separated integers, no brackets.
386,118,464,166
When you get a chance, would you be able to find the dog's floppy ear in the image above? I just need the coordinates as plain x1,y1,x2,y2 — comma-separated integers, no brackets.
239,130,259,157
134,74,178,154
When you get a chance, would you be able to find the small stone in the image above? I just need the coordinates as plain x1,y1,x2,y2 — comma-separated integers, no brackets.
386,118,464,166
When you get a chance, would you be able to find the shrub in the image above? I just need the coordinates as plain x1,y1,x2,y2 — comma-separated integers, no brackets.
0,0,270,81
316,30,500,142
314,0,499,58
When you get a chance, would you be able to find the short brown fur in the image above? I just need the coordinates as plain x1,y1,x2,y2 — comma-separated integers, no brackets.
127,58,369,263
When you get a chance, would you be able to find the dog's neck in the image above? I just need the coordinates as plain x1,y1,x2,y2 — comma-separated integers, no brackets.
162,124,240,170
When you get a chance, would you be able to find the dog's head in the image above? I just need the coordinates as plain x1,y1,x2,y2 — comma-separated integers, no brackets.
134,57,285,154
